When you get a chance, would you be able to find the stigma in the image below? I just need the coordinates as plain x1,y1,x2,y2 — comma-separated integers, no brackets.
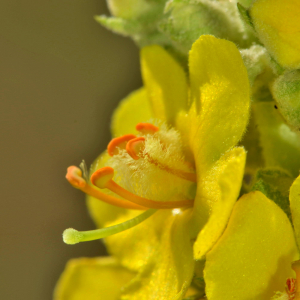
63,122,196,244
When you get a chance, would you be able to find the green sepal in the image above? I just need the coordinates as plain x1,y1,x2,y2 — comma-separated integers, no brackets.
159,0,255,56
97,0,170,48
253,101,300,177
191,259,206,297
96,15,168,46
95,15,140,36
271,70,300,132
183,294,205,300
238,108,264,192
237,0,255,8
251,168,293,221
237,3,254,29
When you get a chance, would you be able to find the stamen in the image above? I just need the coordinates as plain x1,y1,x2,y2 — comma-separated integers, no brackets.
126,137,145,160
66,166,146,210
126,138,197,182
136,122,159,134
107,134,136,156
63,208,157,244
91,167,194,209
146,155,197,182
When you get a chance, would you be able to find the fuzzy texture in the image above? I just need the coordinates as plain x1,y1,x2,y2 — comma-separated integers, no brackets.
272,70,300,131
107,123,195,202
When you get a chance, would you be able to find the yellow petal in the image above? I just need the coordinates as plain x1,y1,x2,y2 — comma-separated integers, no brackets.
54,257,134,300
189,35,250,172
250,0,300,69
289,175,300,249
120,209,194,300
205,191,298,300
141,45,188,125
111,87,153,137
193,147,246,259
86,151,129,228
105,210,169,272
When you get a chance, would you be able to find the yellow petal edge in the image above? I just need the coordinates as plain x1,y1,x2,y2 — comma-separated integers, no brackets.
111,87,153,138
250,0,300,69
141,45,188,125
54,257,134,300
205,191,298,300
188,35,250,172
194,147,246,259
290,174,300,250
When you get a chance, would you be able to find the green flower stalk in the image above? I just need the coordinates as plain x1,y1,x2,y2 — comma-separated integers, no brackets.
55,1,300,299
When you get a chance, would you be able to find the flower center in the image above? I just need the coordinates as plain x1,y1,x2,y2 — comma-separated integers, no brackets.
63,122,196,244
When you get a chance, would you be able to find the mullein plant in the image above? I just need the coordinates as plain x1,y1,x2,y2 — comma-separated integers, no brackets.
54,0,300,299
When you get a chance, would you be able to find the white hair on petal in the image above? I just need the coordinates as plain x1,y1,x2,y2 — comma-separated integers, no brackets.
107,123,195,202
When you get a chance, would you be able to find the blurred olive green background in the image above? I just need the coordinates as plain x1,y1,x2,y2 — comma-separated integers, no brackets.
0,1,142,299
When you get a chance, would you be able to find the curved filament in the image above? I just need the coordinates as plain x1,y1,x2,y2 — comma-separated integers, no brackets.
107,180,194,209
91,167,194,209
125,138,197,182
66,166,146,210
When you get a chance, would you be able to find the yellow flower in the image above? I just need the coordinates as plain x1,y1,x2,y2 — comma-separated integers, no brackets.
250,0,300,69
54,257,135,300
56,35,251,299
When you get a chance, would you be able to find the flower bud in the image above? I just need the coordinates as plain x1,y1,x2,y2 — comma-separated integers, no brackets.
271,70,300,131
107,0,155,20
97,0,167,48
160,0,255,55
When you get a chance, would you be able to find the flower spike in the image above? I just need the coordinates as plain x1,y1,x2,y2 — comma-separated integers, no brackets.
66,166,146,210
63,208,157,244
91,167,194,209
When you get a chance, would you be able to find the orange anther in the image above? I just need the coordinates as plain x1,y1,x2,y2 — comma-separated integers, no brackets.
91,167,114,189
66,165,146,210
126,137,145,160
136,123,159,135
107,134,136,156
66,166,86,188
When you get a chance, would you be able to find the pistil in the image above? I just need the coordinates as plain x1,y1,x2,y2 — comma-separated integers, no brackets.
63,208,157,244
